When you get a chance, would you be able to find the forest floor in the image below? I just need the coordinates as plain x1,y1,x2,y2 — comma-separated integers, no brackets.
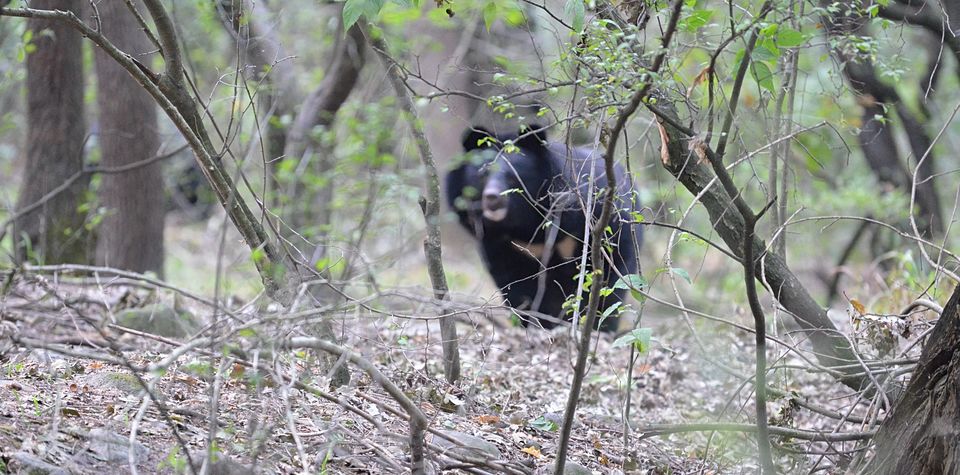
0,217,873,474
0,277,855,474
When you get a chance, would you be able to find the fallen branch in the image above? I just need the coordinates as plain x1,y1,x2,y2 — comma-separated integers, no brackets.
638,423,876,442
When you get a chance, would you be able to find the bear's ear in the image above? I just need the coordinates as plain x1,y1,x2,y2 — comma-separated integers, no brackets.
462,127,495,151
515,124,548,151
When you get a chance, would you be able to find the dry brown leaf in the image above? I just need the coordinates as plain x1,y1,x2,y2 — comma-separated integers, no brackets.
686,66,712,98
850,298,866,316
689,136,708,164
474,414,500,425
656,120,671,165
177,376,200,388
521,446,542,458
230,363,246,379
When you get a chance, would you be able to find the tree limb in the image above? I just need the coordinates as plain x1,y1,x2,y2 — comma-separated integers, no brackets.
363,25,461,385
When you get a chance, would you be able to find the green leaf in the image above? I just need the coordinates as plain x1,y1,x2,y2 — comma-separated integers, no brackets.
776,27,806,48
342,0,365,30
680,9,713,32
668,267,692,284
759,23,778,38
613,273,647,291
750,61,775,93
367,0,387,20
529,416,559,431
509,311,523,327
343,0,385,30
752,40,779,62
611,328,653,354
601,301,622,318
614,273,647,302
483,2,497,31
503,6,526,26
565,0,585,33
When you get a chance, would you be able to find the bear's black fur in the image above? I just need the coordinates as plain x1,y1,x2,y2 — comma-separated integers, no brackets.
446,125,641,332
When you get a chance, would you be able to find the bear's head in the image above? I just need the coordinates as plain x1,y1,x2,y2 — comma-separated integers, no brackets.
458,125,557,234
447,127,499,232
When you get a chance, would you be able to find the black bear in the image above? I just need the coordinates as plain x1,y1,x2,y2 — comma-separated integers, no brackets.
446,125,641,332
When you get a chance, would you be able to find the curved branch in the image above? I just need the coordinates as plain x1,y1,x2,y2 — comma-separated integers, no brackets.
141,0,184,84
0,6,294,301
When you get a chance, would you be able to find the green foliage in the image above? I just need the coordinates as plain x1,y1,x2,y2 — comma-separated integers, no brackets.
678,8,712,33
656,266,691,284
808,173,911,224
612,327,653,354
160,446,188,473
17,28,36,62
509,310,523,327
613,273,647,303
564,0,585,33
569,20,652,115
343,0,387,30
529,416,559,431
483,1,498,31
344,0,440,29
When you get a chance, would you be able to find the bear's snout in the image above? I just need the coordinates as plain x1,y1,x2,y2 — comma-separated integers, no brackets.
481,189,508,222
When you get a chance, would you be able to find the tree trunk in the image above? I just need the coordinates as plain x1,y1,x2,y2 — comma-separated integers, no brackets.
654,108,869,392
856,284,960,473
822,5,943,237
13,0,91,265
92,1,164,274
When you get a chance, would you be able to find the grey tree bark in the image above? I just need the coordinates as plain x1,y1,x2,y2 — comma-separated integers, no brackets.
856,284,960,474
13,0,91,265
93,0,164,274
